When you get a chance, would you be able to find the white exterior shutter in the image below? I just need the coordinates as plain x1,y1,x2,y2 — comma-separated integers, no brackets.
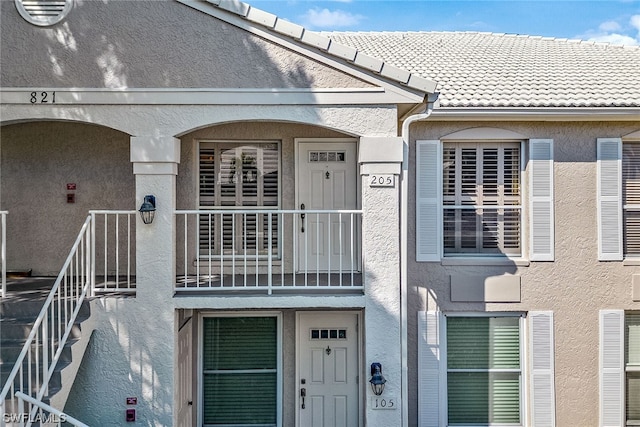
418,311,441,426
600,310,624,427
597,138,623,261
529,311,556,427
416,141,442,261
529,139,555,261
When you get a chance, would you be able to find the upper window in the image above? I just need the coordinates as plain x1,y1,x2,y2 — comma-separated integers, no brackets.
15,0,73,26
198,141,280,258
623,142,640,257
416,137,553,262
442,142,521,256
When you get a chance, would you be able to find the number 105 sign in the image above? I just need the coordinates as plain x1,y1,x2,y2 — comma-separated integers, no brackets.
371,396,397,410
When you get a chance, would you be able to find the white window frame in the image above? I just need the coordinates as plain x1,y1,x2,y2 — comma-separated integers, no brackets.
197,140,282,260
197,311,283,427
417,130,554,264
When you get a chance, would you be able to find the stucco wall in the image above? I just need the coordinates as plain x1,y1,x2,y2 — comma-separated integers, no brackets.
0,0,372,90
407,120,640,427
0,121,134,275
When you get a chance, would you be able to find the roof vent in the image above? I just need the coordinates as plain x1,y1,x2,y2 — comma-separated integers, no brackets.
15,0,73,27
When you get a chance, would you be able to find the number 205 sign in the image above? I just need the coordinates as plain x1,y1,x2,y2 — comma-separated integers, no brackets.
371,396,397,410
369,174,395,187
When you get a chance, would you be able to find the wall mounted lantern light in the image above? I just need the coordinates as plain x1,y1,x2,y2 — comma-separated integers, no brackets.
369,362,386,396
138,195,156,225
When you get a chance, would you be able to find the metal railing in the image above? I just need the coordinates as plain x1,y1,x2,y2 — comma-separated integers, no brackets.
1,211,6,297
90,210,136,294
13,391,89,427
175,209,363,294
0,216,93,427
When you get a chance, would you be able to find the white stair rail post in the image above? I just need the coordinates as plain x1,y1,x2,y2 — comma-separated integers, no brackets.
1,211,6,298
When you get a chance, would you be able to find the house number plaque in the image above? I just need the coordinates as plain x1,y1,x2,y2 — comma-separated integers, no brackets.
371,396,397,410
369,174,395,187
29,91,56,104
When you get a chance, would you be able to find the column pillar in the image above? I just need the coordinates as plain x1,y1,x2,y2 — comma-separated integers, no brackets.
130,135,180,425
359,136,404,426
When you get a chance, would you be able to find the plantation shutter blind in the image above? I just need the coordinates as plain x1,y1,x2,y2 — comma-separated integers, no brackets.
600,310,624,427
418,311,441,427
529,311,556,427
447,317,521,425
626,314,640,424
529,139,555,261
199,143,279,256
597,138,623,261
202,317,277,426
623,142,640,256
416,141,441,261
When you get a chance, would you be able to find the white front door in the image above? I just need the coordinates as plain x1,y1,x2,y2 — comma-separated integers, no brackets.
296,141,359,272
297,312,360,427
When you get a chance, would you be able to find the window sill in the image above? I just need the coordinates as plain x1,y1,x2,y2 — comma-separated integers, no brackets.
441,257,530,267
624,258,640,266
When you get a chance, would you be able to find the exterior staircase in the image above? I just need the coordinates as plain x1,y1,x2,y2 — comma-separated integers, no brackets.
0,277,94,423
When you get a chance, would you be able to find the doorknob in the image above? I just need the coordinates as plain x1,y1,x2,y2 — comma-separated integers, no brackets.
300,387,306,409
300,203,305,233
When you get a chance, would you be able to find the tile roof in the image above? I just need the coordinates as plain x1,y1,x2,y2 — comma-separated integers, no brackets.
324,31,640,108
196,1,640,109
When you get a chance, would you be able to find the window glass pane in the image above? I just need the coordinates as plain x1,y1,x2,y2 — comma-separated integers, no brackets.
448,372,520,425
202,317,277,426
203,372,276,425
203,317,277,370
442,143,521,256
628,372,640,423
627,314,640,366
447,317,520,370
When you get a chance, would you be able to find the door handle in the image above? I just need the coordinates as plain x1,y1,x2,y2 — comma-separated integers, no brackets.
300,203,306,233
300,387,306,409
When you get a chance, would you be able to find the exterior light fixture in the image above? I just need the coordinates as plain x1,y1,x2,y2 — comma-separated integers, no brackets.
369,362,386,396
138,195,156,225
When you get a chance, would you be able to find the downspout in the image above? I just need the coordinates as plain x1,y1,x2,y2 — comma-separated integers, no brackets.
400,93,438,427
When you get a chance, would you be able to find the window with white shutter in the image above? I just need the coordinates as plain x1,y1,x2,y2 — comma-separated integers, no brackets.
597,138,623,260
199,141,280,258
442,142,522,256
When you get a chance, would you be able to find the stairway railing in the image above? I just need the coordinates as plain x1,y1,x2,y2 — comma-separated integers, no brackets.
0,216,93,427
14,392,89,427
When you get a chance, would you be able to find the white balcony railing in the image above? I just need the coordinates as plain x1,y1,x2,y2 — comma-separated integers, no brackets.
1,211,6,297
175,209,363,294
90,210,137,294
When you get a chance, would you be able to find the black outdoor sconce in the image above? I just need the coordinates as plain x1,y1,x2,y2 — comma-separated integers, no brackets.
138,195,156,225
369,362,386,396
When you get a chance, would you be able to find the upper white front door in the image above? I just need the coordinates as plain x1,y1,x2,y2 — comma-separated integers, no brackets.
296,141,359,272
297,312,360,427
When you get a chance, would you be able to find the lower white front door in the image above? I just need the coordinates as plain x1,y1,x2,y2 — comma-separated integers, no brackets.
297,312,360,427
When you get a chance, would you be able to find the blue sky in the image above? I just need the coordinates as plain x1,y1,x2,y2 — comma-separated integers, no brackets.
247,0,640,45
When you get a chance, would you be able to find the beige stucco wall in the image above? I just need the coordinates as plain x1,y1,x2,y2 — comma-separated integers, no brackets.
0,121,134,275
407,120,640,427
0,0,372,90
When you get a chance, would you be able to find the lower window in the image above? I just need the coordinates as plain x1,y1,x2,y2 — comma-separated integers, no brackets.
202,316,278,426
446,316,522,425
627,314,640,425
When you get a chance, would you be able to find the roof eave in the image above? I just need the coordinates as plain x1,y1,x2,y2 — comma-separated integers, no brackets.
428,107,640,121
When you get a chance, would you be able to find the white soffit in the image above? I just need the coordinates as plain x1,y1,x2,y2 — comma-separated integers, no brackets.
177,0,436,102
